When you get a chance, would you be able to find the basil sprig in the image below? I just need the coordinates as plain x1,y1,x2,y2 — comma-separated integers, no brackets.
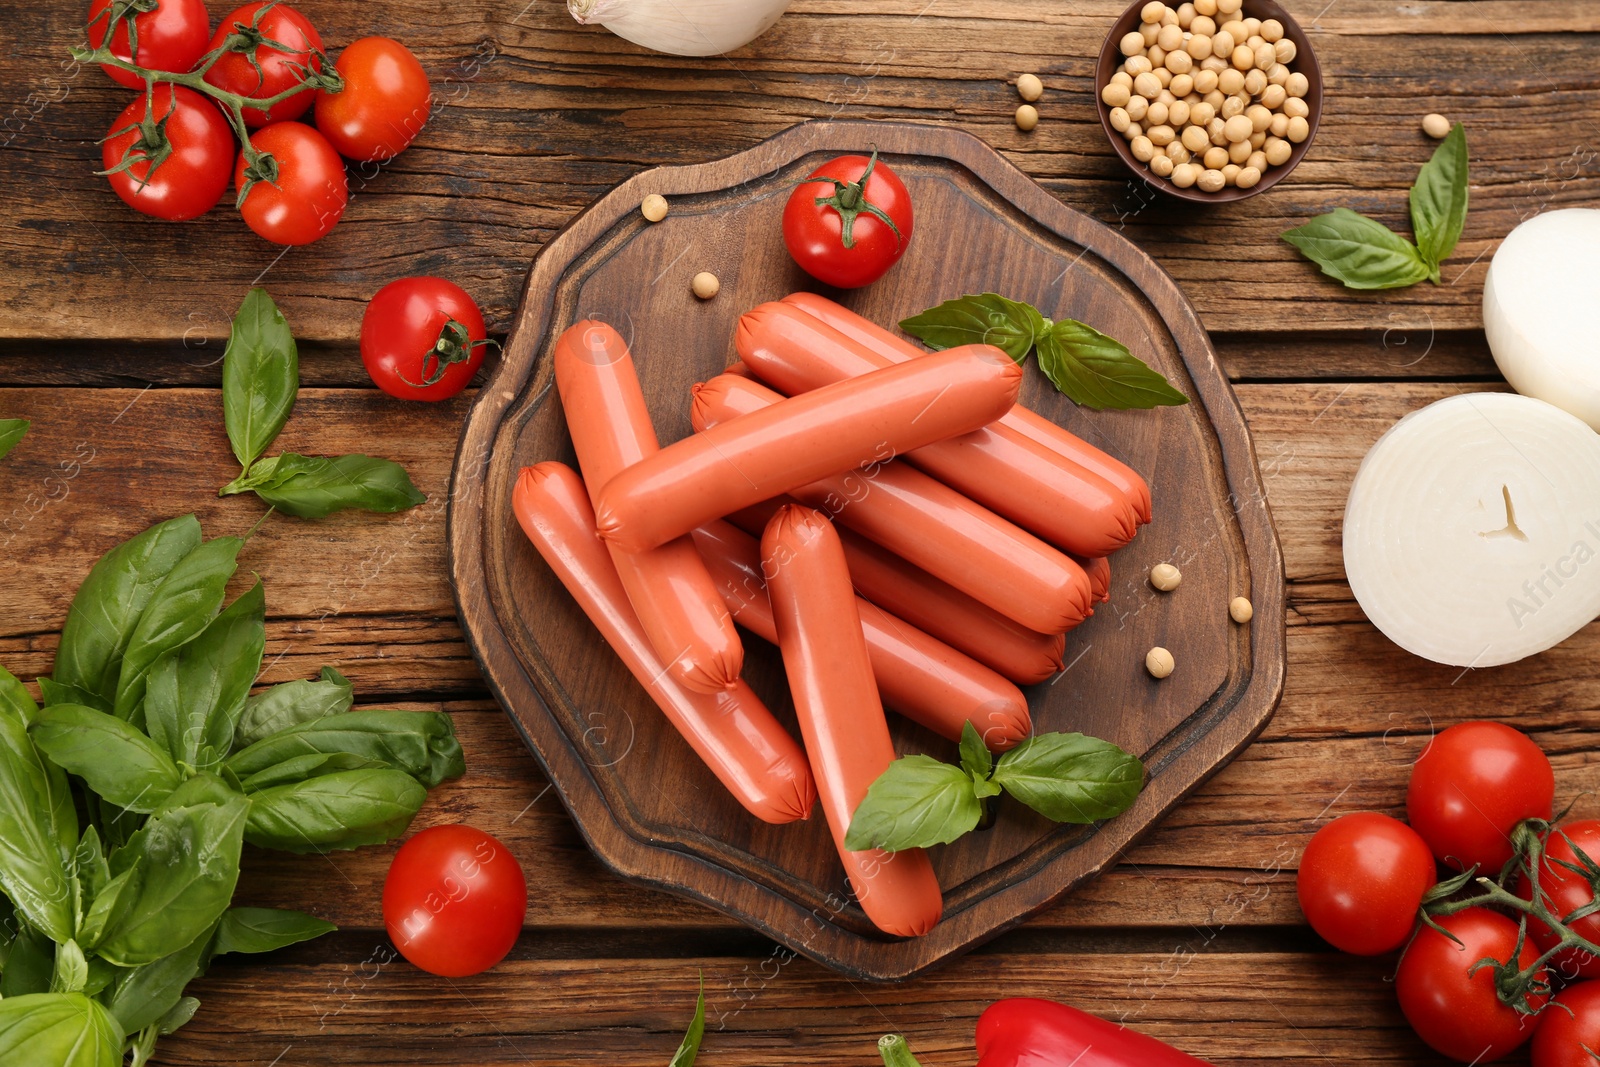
0,516,466,1066
218,288,425,519
668,975,705,1067
1283,123,1467,289
900,294,1188,410
0,418,28,462
844,722,1145,853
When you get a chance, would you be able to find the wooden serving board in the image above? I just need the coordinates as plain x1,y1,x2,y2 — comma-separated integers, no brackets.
448,120,1285,981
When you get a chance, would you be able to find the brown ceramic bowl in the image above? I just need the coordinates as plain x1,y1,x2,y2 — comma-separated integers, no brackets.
1096,0,1323,203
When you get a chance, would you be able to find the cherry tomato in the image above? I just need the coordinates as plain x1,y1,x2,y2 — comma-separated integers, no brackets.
1397,907,1547,1063
382,825,526,977
360,277,489,401
1518,820,1600,981
87,0,211,90
1532,979,1600,1067
203,1,325,127
314,37,432,162
102,85,234,222
1296,812,1435,955
782,150,913,289
1407,721,1554,874
235,122,347,245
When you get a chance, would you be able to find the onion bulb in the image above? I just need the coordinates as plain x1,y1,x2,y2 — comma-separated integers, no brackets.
1484,208,1600,432
1343,392,1600,667
568,0,791,57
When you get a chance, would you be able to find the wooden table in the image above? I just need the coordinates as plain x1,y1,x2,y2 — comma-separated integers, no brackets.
1,1,1596,1063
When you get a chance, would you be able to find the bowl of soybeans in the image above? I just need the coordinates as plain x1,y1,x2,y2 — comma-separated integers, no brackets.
1096,0,1322,202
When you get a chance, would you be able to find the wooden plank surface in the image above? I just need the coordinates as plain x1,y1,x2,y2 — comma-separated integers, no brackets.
1,0,1597,1060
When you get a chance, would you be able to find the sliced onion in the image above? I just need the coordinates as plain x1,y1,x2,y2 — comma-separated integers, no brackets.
1484,208,1600,432
1343,392,1600,667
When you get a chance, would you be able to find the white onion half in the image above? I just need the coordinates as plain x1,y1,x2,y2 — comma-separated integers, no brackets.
1343,392,1600,667
569,0,791,57
1484,208,1600,432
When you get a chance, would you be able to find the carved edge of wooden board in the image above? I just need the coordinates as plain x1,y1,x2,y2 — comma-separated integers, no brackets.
448,119,1287,981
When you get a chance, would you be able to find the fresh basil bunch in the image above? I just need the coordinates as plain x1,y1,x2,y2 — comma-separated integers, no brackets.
1282,123,1468,289
0,515,465,1066
900,294,1189,411
0,418,26,462
845,722,1144,852
217,288,426,518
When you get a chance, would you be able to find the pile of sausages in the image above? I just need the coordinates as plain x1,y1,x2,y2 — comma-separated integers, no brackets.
511,293,1150,938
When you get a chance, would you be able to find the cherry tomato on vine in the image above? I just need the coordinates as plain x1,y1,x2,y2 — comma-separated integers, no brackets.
1407,721,1554,874
235,121,347,245
1532,979,1600,1067
102,85,234,221
382,825,526,977
87,0,212,90
1517,820,1600,981
314,37,432,162
782,149,913,289
1396,907,1546,1063
204,1,325,127
1296,812,1435,956
360,277,490,401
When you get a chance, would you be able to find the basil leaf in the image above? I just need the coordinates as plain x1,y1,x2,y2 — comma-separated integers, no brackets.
96,790,247,967
73,825,110,903
237,750,386,792
668,976,705,1067
142,581,265,769
248,453,427,518
1281,207,1432,290
0,418,27,461
958,720,993,781
76,865,137,952
1036,320,1189,410
38,678,107,713
233,666,353,750
1410,122,1468,278
50,939,89,994
104,926,214,1035
991,732,1145,824
54,515,201,709
113,536,243,721
0,706,77,943
155,996,202,1036
222,287,298,471
843,754,982,852
213,907,335,955
0,923,56,997
225,710,465,788
0,663,38,726
29,705,183,814
0,992,124,1067
244,768,426,853
898,293,1047,362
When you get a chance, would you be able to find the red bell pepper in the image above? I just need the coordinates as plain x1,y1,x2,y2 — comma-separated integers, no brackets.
880,997,1214,1067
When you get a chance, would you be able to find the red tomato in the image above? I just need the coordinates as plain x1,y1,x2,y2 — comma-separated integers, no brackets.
235,122,347,245
1296,812,1435,955
1397,907,1547,1063
1407,721,1554,873
1518,820,1600,981
314,37,432,162
1532,979,1600,1067
782,150,913,289
87,0,211,90
101,85,234,221
360,277,489,401
382,825,526,977
203,2,325,127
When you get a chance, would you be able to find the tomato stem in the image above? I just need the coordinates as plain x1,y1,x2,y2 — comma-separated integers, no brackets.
398,319,498,389
807,147,904,251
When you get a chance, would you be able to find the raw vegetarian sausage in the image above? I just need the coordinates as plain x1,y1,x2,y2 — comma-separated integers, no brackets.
554,320,743,693
592,345,1022,553
737,301,1138,556
761,504,944,937
782,291,1152,524
690,519,1030,749
511,462,814,825
694,374,1093,635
